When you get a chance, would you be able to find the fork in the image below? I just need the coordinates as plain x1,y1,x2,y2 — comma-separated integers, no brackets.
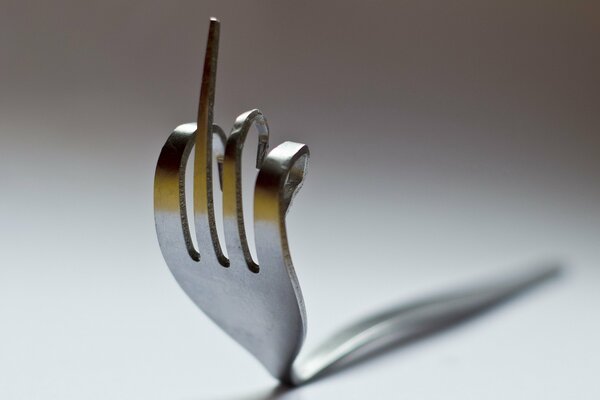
154,18,561,386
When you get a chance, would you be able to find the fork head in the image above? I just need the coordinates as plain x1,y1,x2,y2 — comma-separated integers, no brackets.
153,18,308,382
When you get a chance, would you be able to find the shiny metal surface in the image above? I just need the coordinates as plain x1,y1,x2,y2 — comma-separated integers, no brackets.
155,18,306,381
154,18,561,386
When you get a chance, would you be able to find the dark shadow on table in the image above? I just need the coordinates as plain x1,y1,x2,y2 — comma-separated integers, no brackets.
202,264,563,400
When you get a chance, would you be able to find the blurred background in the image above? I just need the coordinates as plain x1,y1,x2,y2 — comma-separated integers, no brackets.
1,1,599,398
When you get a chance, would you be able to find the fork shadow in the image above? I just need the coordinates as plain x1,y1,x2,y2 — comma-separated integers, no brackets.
202,264,563,400
207,308,513,400
210,385,300,400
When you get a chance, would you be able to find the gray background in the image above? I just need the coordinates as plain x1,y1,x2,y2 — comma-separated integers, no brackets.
1,1,599,399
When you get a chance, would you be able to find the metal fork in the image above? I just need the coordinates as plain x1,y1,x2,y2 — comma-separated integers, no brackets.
154,18,561,386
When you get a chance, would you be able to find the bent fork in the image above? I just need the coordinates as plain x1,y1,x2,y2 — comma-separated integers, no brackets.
154,18,561,386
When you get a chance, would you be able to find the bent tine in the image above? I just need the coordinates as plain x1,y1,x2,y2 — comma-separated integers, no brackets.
223,109,270,272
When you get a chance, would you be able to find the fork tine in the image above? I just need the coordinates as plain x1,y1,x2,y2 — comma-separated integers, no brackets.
155,124,200,262
193,18,228,266
254,141,309,329
222,109,270,272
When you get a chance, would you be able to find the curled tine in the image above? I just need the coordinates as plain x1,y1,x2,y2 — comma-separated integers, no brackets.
222,109,270,272
154,124,200,262
194,18,228,266
254,141,310,327
154,123,228,264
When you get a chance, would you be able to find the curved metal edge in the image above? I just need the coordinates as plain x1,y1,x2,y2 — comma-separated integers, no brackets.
154,122,228,264
254,141,310,380
222,109,270,272
154,123,198,262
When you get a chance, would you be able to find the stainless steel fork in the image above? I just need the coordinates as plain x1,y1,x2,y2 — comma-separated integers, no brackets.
154,18,561,386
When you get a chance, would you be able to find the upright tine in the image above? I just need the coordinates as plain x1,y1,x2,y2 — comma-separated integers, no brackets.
194,18,228,266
